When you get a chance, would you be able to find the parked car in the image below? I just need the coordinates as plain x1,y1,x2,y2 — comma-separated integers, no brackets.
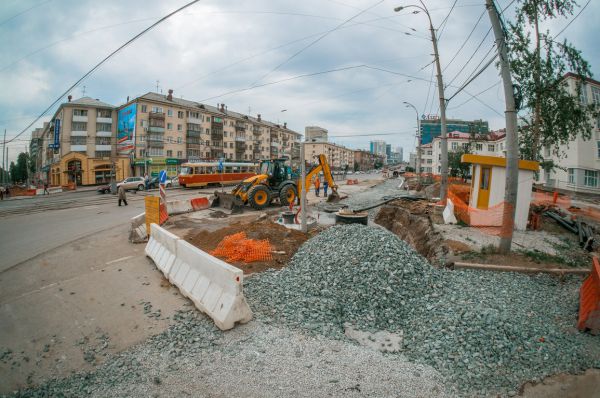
147,176,173,189
117,176,145,191
96,184,111,194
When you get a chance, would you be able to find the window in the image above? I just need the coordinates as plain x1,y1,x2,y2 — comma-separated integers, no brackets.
167,109,173,117
592,86,600,104
568,168,575,184
427,150,432,155
480,167,491,190
97,109,111,118
190,111,200,119
488,144,495,152
206,128,210,134
462,143,469,149
580,84,588,104
177,151,183,158
140,119,147,128
177,111,184,119
73,109,88,116
224,132,228,137
427,159,432,164
140,149,145,157
141,105,147,113
70,136,86,145
166,150,173,157
95,151,111,158
177,137,182,144
177,124,182,131
205,140,210,146
475,143,483,151
72,122,87,131
95,137,111,145
151,106,163,113
229,142,234,148
584,170,598,187
167,123,173,130
148,147,163,156
597,141,600,158
96,123,112,132
451,142,458,150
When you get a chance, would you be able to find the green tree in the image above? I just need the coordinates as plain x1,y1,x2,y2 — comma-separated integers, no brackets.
9,161,17,184
15,152,29,183
507,0,599,162
448,144,471,180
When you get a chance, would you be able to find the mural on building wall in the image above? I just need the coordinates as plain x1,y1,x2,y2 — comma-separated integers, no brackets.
117,103,137,155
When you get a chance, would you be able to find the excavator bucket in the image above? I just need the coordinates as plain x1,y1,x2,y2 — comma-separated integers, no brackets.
211,191,244,214
326,189,341,203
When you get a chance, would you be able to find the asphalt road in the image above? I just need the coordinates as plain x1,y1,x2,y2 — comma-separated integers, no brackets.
0,188,205,273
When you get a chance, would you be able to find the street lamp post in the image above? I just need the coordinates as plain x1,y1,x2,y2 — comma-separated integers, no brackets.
403,101,420,183
395,2,448,202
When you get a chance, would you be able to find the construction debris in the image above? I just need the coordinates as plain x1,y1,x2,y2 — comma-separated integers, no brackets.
245,224,599,396
545,210,595,251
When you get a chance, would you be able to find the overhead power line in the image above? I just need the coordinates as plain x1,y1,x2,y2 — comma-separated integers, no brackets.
6,0,202,145
445,26,493,88
0,0,52,27
443,8,486,72
555,0,590,39
437,0,458,41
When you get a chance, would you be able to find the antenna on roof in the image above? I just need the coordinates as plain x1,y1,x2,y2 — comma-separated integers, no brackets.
156,80,160,93
82,85,86,96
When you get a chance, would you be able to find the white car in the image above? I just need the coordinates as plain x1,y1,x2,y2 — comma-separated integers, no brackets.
117,176,145,191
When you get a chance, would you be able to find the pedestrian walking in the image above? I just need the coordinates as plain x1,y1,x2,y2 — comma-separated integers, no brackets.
118,185,128,206
144,173,149,190
43,181,49,195
314,176,321,197
323,180,329,197
0,186,4,200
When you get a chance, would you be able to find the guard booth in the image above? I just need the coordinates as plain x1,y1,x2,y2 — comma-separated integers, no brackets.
461,154,539,230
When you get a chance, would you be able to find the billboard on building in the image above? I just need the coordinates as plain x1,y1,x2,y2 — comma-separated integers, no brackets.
117,103,136,155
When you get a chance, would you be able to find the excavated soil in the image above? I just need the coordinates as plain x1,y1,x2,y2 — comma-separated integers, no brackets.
375,199,448,265
184,219,312,274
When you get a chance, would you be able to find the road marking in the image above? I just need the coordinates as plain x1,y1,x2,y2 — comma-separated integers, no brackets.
106,255,134,265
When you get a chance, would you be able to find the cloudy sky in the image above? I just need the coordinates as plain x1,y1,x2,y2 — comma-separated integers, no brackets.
0,0,598,163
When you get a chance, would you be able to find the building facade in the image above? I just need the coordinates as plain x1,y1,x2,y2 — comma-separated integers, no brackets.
369,140,386,157
304,142,354,170
537,73,600,193
305,126,328,142
354,150,384,171
420,117,489,145
118,91,302,177
36,97,131,186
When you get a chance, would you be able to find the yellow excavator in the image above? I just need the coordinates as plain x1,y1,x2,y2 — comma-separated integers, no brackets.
212,154,339,213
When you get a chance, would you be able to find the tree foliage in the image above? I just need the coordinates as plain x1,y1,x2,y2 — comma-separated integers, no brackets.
507,0,599,162
448,144,472,180
9,152,30,183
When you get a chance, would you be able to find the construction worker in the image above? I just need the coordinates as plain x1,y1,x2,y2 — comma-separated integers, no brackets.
43,181,49,195
323,180,329,197
118,185,128,206
314,176,321,197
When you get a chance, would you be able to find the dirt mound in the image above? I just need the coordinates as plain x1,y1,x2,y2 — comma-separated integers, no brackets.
184,220,311,273
375,199,448,265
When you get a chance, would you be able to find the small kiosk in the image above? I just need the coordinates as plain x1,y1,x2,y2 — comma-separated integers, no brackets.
461,154,539,230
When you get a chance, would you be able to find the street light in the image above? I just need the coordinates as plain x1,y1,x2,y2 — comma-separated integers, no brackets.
403,101,421,182
395,2,448,202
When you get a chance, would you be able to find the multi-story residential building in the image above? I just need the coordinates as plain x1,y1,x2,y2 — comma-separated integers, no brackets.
304,142,354,170
408,152,416,170
36,96,130,186
305,126,328,142
29,125,44,182
117,91,302,177
420,130,506,174
420,117,489,144
537,73,600,193
354,149,384,171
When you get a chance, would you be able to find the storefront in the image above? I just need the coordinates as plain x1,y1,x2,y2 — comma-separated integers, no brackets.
132,157,181,178
51,152,131,186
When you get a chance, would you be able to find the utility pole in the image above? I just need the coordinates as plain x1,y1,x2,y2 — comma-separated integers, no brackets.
395,3,448,202
2,129,5,185
300,141,307,233
403,102,421,183
486,0,518,253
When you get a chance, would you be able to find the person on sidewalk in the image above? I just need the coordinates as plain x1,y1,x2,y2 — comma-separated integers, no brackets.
43,181,50,195
118,185,128,206
0,186,4,200
314,176,321,197
323,180,329,197
144,173,149,190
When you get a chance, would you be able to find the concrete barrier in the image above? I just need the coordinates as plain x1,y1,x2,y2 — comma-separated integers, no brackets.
167,200,193,215
129,213,148,243
145,223,252,330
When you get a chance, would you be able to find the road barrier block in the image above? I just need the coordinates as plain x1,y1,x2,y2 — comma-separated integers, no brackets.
145,223,179,276
167,200,193,215
144,223,253,330
129,213,147,243
191,197,210,211
578,257,600,334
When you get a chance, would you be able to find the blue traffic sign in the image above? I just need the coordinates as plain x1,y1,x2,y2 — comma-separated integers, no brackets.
159,170,167,184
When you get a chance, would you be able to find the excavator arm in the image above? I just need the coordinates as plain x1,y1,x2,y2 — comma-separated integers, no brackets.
298,154,340,202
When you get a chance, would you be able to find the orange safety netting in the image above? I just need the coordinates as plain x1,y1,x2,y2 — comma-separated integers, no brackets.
448,183,515,237
211,232,273,263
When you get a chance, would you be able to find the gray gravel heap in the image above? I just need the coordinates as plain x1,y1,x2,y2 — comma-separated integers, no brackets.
245,224,600,396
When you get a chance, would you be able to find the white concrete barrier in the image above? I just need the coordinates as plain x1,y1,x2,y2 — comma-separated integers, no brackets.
145,223,253,330
145,223,179,276
167,199,193,215
129,213,148,243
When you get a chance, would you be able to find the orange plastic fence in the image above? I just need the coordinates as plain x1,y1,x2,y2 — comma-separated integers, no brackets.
531,190,572,208
578,257,600,334
211,232,273,263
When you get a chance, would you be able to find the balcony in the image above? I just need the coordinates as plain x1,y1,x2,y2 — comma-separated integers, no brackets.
187,129,201,138
187,142,202,150
73,115,88,122
188,117,203,125
147,140,164,148
70,145,87,152
253,146,261,153
235,125,246,132
271,141,279,147
235,136,246,142
211,131,223,140
96,117,113,124
71,130,87,137
148,126,165,133
235,142,246,152
96,131,112,137
210,149,224,158
149,111,165,119
95,144,111,151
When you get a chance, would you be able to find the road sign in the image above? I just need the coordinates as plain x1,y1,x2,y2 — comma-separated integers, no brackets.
159,170,167,184
218,158,224,172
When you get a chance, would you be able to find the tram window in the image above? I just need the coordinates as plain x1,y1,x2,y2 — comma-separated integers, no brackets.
241,166,247,172
232,166,239,173
225,166,232,173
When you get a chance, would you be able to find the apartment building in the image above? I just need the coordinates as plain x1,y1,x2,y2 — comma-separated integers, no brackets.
354,149,384,171
118,91,301,177
305,126,328,142
305,141,354,170
537,73,600,193
37,96,130,186
419,130,506,174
